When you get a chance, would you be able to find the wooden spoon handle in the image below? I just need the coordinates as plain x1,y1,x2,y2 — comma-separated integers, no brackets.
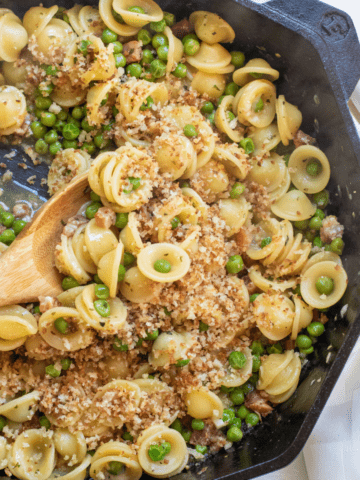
0,173,90,307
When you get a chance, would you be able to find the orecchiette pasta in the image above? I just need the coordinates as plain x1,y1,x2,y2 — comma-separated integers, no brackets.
8,429,56,480
0,391,40,422
186,42,233,74
234,79,276,128
275,95,302,146
189,11,235,44
185,388,223,420
99,0,140,36
191,71,226,99
252,293,295,341
97,241,124,297
149,331,194,367
0,86,26,135
53,429,87,465
0,304,37,351
0,12,28,62
39,306,95,351
271,189,317,220
119,266,158,303
287,145,331,194
258,350,301,404
233,58,279,87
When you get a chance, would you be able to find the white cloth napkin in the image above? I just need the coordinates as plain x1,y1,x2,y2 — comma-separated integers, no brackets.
248,1,360,479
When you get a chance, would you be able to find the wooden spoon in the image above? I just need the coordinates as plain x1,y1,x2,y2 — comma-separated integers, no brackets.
0,173,89,307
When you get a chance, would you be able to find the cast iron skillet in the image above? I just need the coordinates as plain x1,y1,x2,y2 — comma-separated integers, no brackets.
1,0,360,478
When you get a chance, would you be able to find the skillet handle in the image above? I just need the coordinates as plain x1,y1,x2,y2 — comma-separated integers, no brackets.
265,0,360,101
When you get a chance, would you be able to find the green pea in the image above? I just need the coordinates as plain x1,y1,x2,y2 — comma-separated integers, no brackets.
30,121,47,139
39,416,51,429
157,45,169,61
95,284,110,300
300,346,314,355
306,160,322,176
307,321,325,337
171,418,182,433
146,329,159,341
267,343,283,355
38,82,54,96
63,139,78,149
229,417,242,429
103,120,115,132
250,294,260,303
113,337,129,352
220,385,233,394
123,252,135,267
195,445,207,455
314,208,325,220
316,276,334,295
152,33,168,49
85,202,101,219
54,317,69,334
1,211,14,228
94,134,110,149
140,96,154,111
182,33,198,44
94,299,111,317
63,13,70,24
162,441,171,455
128,5,145,13
67,117,81,128
148,444,164,462
181,430,191,443
305,230,316,242
226,255,244,274
261,237,272,249
230,182,245,199
296,334,312,349
184,38,200,56
248,373,259,386
78,39,92,56
313,190,329,209
227,426,243,442
63,123,80,140
251,340,264,355
13,219,27,235
283,154,290,166
81,142,96,155
149,59,166,78
252,355,261,372
93,274,102,284
35,139,48,154
100,28,117,45
72,106,85,120
224,82,240,96
313,236,323,248
164,307,172,316
49,141,62,155
293,285,301,296
171,216,180,229
35,96,52,110
223,408,236,423
163,12,175,26
330,237,344,255
118,264,126,283
115,212,129,229
126,62,143,78
45,364,61,377
80,118,92,133
293,219,309,230
176,359,190,367
191,419,205,431
201,102,214,115
229,351,247,370
239,137,255,154
108,461,124,475
137,29,152,45
141,49,154,65
309,216,322,230
123,177,141,193
53,120,66,133
150,19,166,32
249,72,263,79
112,9,124,23
231,51,245,68
111,41,123,55
57,109,68,121
226,111,236,122
122,432,133,441
246,412,260,426
237,405,250,419
184,124,198,137
61,358,72,370
254,98,264,112
154,259,171,273
199,321,209,332
44,129,59,145
61,276,79,291
45,65,58,76
0,229,15,245
40,112,56,127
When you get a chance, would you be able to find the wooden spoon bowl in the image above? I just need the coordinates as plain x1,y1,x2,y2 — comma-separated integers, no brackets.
0,173,89,307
